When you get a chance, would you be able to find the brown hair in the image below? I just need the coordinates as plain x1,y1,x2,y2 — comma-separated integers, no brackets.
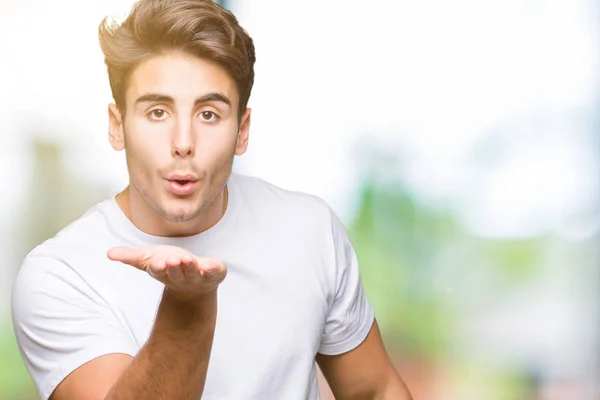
98,0,255,120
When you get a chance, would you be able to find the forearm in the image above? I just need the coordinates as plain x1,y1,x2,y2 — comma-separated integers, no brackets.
342,372,413,400
105,288,217,400
376,373,413,400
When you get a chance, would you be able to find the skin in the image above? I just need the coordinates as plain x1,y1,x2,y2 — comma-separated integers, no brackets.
317,321,413,399
49,51,413,400
110,52,250,237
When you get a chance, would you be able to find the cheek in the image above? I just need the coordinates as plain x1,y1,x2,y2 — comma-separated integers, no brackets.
198,124,239,156
124,124,168,176
197,139,236,172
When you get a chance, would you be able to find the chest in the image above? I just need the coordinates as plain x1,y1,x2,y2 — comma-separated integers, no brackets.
116,247,329,360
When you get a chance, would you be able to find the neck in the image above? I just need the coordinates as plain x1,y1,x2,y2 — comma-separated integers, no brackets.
116,185,228,238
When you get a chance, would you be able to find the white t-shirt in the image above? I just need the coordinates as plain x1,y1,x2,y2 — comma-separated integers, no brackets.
11,173,375,400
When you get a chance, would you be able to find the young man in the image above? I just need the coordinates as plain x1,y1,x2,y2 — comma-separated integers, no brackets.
11,1,413,399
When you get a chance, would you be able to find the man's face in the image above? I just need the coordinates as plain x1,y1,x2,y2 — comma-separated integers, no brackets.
108,52,250,224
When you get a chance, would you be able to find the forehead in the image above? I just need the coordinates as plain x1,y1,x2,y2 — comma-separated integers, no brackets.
126,52,239,107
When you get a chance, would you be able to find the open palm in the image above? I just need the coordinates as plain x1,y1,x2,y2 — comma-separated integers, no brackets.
107,245,227,300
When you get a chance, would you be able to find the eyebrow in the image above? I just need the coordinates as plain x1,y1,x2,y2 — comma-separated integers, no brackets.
134,92,232,108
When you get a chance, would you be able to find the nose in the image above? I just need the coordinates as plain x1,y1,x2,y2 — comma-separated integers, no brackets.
171,118,195,158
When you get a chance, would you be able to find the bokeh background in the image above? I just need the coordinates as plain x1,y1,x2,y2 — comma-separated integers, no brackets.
1,0,599,399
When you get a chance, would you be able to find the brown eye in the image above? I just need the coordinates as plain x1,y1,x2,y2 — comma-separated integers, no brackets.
200,111,218,122
147,109,169,121
152,109,166,119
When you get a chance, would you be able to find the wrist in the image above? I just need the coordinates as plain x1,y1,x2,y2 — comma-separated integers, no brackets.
150,288,218,350
158,287,218,330
163,286,218,307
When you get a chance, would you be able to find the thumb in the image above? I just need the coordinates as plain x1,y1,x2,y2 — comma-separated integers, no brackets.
107,246,147,270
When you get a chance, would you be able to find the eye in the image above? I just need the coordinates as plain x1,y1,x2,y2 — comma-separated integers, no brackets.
148,109,169,121
199,111,219,123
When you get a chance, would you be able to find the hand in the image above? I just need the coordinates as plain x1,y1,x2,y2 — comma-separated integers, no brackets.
107,245,227,301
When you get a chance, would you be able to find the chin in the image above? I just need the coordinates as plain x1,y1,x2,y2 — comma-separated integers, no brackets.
162,212,197,223
161,203,204,223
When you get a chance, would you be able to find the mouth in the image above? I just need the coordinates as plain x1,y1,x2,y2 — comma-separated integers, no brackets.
167,175,198,183
166,175,198,195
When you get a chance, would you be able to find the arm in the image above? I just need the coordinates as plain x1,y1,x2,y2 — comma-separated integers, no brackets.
317,320,412,400
317,203,412,399
48,245,226,400
51,289,217,400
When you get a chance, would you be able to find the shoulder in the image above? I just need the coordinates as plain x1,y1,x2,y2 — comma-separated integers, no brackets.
231,173,350,266
26,197,116,261
13,197,122,305
231,172,334,224
10,199,139,400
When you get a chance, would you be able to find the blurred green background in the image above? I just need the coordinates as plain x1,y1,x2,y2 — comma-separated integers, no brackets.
1,0,598,399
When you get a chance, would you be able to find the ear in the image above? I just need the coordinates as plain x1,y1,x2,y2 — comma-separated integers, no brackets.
235,107,251,156
108,103,125,151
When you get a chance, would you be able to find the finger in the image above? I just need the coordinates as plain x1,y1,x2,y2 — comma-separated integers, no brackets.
166,255,181,268
180,254,194,265
107,247,147,269
198,259,227,282
182,259,201,283
166,264,185,282
147,266,167,280
147,257,167,278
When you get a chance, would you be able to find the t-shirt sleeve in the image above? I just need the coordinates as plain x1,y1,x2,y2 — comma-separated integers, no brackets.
318,205,375,356
11,255,137,400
